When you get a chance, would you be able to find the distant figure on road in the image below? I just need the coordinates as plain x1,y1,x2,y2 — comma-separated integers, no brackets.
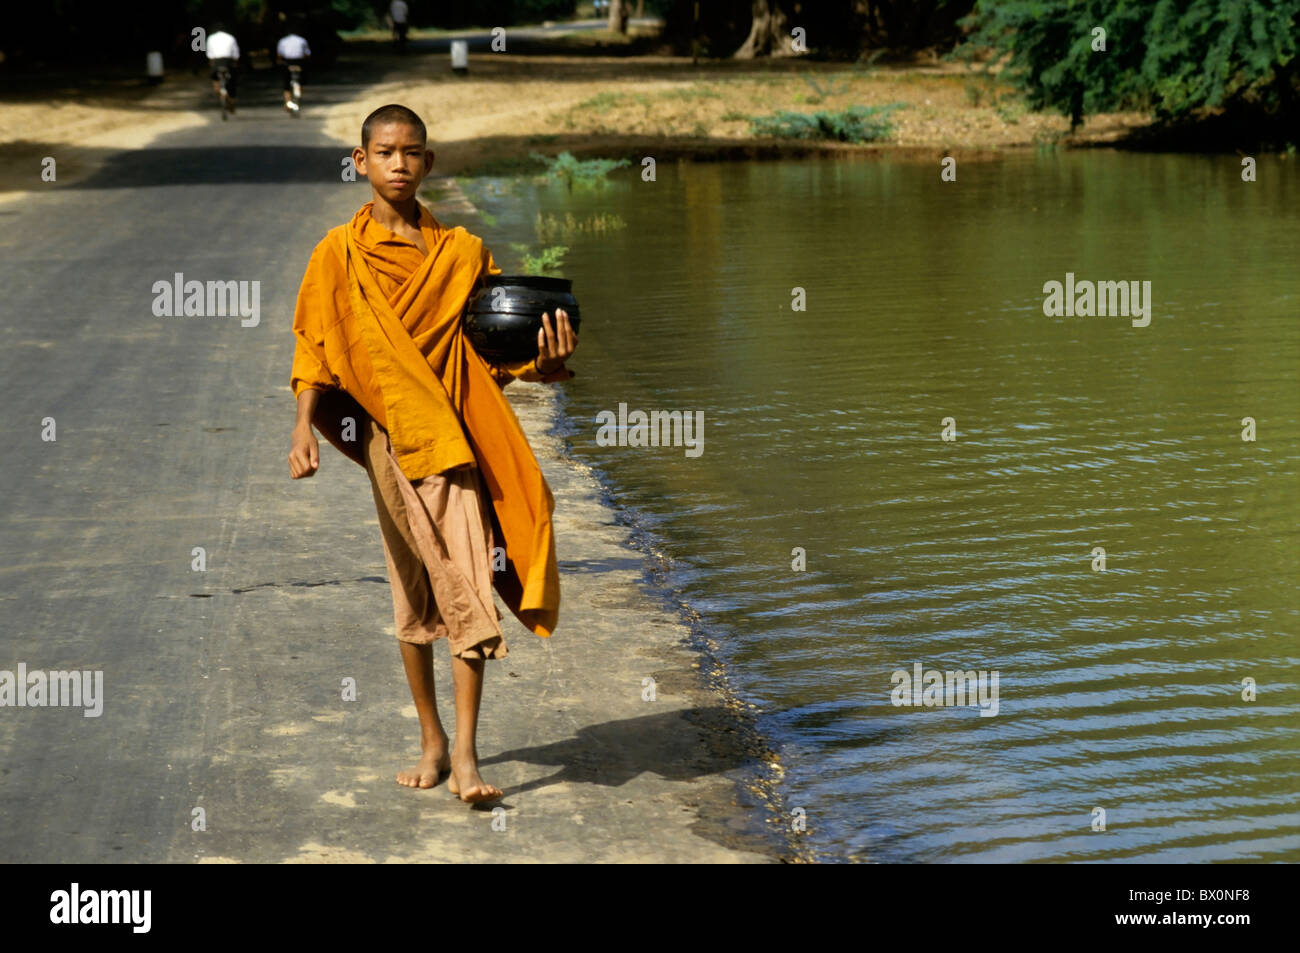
276,30,311,114
389,0,410,53
206,24,240,116
287,104,577,804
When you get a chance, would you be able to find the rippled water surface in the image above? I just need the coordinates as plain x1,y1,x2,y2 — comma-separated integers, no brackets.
472,151,1299,861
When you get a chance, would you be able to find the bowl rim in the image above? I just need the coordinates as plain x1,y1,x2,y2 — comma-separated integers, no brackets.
479,274,573,293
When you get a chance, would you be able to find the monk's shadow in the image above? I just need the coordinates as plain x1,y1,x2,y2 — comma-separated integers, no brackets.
479,705,768,802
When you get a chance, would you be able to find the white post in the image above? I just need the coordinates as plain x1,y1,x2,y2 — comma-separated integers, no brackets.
146,51,164,84
450,39,468,75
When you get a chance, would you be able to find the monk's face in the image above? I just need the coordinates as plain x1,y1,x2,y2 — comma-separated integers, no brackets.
355,122,434,203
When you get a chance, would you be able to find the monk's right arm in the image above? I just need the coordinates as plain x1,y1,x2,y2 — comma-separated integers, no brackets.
288,387,323,478
289,242,344,479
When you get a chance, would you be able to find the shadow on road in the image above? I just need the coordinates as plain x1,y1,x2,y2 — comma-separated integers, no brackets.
67,145,361,189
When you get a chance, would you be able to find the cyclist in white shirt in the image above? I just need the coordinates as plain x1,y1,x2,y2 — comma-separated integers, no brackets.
276,32,312,113
206,25,240,113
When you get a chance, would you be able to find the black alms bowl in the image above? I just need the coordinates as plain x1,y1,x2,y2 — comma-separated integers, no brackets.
462,275,581,365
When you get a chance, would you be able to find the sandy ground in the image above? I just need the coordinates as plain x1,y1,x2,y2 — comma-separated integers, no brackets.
0,40,1150,204
320,53,1149,176
0,80,206,201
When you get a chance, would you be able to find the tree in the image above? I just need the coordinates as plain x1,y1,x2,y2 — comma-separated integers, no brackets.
960,0,1300,132
609,0,630,34
734,0,792,58
731,1,974,59
656,0,974,60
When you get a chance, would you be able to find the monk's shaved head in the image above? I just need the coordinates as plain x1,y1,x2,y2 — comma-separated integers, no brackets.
362,104,427,149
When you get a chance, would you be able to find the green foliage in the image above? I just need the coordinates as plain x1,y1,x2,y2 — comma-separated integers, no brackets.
578,91,626,111
529,151,632,189
747,103,906,143
958,0,1300,129
509,243,569,274
801,74,851,104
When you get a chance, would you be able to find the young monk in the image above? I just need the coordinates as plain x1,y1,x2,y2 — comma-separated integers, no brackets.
287,104,578,803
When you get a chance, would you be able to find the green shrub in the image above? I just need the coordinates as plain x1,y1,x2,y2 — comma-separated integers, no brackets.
509,243,569,274
529,151,632,189
747,103,906,142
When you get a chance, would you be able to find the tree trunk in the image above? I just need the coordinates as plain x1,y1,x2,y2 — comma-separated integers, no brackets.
733,0,791,59
636,0,645,17
608,0,629,34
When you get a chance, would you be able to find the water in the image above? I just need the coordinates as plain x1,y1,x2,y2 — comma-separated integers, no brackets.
469,151,1299,862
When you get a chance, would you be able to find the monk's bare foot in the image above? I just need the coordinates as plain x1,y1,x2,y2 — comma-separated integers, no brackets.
396,736,450,789
448,751,503,803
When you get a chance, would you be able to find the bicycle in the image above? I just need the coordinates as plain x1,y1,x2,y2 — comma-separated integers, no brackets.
211,60,235,120
286,63,303,115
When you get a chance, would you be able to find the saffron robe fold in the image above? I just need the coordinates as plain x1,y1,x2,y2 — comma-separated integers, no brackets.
290,202,561,638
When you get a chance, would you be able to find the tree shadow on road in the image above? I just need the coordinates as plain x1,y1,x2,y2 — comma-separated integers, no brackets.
63,144,364,189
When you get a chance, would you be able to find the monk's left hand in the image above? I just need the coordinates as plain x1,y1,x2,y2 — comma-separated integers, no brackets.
536,308,577,375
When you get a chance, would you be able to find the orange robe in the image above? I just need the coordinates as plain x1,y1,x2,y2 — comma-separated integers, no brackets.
290,202,569,638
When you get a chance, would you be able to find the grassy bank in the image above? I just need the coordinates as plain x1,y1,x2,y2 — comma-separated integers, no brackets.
322,50,1150,179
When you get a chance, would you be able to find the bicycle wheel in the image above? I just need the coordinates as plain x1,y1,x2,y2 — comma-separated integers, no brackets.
217,68,232,119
